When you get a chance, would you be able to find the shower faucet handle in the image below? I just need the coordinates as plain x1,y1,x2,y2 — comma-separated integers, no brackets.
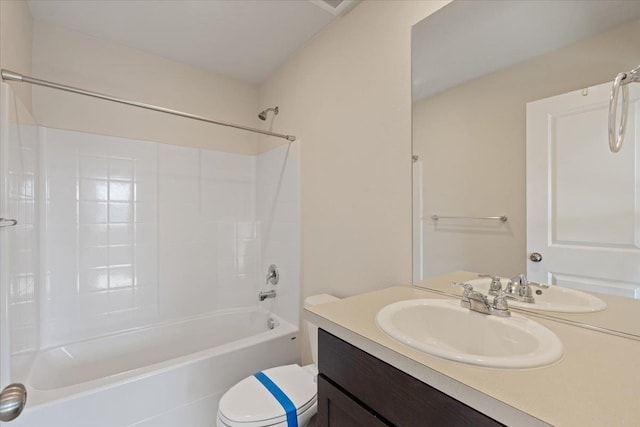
266,264,279,285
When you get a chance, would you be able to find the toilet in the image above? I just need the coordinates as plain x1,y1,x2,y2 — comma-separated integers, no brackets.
217,294,339,427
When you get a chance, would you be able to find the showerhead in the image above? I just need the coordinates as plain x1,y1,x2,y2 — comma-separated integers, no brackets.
258,106,279,121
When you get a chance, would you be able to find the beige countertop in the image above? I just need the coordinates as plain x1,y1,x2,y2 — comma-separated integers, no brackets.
305,274,640,426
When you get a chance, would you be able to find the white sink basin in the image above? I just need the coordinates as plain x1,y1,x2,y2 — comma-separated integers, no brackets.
376,299,564,368
467,278,606,313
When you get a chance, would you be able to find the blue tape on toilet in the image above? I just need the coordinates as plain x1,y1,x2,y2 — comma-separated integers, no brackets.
254,371,298,427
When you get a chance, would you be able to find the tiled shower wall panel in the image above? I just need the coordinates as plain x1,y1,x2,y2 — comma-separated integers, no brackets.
158,145,258,319
41,128,159,346
41,128,259,347
7,123,39,354
256,143,300,325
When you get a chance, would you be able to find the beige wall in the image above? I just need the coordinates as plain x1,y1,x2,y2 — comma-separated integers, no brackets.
0,0,33,111
413,19,640,278
258,0,448,305
31,22,260,154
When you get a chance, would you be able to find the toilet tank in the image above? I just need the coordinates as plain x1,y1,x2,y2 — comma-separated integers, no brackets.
304,294,339,365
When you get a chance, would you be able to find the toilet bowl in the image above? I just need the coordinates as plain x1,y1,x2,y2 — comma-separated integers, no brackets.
216,294,339,427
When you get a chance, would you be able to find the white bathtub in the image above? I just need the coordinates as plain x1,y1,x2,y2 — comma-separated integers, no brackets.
11,308,299,427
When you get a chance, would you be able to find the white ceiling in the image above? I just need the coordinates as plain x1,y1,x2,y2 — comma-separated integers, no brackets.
412,0,640,101
28,0,355,84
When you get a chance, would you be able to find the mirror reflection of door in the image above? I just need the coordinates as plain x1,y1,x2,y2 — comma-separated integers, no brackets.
527,82,640,298
412,2,640,286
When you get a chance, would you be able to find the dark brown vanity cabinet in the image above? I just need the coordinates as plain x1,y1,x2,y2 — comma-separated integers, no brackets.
317,329,503,427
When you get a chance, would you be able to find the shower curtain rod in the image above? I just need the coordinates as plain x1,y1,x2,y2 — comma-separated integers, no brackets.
0,69,296,142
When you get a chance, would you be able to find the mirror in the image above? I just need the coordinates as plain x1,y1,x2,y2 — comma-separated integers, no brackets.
411,0,640,338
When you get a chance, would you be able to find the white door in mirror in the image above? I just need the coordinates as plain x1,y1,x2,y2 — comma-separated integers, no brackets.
467,278,606,313
376,299,564,369
527,82,640,299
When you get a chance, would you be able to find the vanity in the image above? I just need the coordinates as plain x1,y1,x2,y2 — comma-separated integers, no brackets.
317,330,500,426
306,273,640,426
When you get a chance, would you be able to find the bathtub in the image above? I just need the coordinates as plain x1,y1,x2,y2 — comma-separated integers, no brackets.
11,308,299,427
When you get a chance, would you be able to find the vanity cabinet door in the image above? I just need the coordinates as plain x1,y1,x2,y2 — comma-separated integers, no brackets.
318,329,503,427
317,375,389,427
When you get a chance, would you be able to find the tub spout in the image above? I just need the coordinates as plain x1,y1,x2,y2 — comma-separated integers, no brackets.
259,290,276,301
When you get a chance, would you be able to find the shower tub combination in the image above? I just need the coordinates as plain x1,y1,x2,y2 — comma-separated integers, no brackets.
1,71,301,426
11,308,298,427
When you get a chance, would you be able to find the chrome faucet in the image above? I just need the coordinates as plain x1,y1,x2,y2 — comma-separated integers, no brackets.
260,265,279,301
451,282,511,317
505,274,549,304
259,290,276,301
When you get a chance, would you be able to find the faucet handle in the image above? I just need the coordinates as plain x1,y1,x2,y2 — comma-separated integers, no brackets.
479,274,503,294
451,282,473,301
492,291,510,311
266,264,279,285
491,291,511,317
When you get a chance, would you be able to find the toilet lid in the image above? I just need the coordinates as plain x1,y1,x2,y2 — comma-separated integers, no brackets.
218,364,317,426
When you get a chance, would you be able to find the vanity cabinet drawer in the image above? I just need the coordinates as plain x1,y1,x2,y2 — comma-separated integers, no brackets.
318,329,503,427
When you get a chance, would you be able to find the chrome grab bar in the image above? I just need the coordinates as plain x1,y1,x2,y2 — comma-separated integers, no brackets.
609,65,639,153
431,214,507,222
0,218,18,227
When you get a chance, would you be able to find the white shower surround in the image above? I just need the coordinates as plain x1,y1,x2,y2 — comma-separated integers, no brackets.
42,128,254,345
1,91,301,425
0,85,40,385
33,126,300,346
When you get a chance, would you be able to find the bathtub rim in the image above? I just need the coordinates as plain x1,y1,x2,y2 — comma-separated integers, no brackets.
20,309,298,409
28,305,278,354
